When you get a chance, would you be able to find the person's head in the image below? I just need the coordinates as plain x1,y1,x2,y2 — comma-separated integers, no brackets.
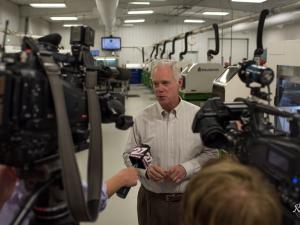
151,60,182,112
182,159,282,225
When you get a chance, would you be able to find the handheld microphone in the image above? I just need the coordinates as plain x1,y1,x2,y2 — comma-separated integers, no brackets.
117,144,152,198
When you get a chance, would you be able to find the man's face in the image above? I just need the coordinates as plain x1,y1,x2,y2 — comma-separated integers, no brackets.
152,65,182,111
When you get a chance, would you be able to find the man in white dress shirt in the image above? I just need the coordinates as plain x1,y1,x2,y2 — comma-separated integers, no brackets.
123,59,218,225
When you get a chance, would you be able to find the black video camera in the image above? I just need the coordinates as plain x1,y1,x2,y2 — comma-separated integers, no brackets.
0,24,125,224
0,36,88,167
66,26,133,128
192,96,300,223
193,9,300,224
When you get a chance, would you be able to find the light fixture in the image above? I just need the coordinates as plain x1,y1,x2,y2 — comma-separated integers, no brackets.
50,17,78,21
184,19,205,23
30,3,66,8
203,12,229,16
124,19,145,23
231,0,266,3
128,10,153,14
63,24,83,27
129,2,150,5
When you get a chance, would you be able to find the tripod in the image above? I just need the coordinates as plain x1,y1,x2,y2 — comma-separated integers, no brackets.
11,171,78,225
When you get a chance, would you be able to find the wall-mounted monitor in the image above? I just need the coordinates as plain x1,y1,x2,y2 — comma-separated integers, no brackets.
101,36,121,51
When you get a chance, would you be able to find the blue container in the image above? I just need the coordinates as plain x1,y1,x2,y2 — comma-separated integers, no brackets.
129,69,142,84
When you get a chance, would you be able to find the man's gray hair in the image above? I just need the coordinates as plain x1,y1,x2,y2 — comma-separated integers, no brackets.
150,59,181,81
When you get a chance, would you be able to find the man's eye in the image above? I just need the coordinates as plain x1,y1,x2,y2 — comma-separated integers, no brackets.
162,81,170,85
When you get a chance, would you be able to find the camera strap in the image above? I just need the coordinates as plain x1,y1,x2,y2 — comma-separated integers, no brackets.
85,69,103,218
38,51,102,222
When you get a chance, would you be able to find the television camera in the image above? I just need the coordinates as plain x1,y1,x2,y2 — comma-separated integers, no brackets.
192,9,300,225
0,24,131,225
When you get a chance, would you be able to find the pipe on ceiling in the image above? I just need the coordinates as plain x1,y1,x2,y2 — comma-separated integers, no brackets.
179,31,192,60
95,0,119,34
150,45,156,59
154,44,160,59
156,1,300,45
169,37,179,59
207,23,220,61
160,40,170,59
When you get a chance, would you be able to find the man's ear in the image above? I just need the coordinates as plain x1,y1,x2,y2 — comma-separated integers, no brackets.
178,77,183,88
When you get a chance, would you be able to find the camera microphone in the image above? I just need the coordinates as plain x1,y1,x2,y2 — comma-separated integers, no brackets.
116,145,152,198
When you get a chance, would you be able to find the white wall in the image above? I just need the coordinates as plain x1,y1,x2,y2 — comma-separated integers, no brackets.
49,22,257,66
0,0,50,47
0,0,21,46
47,10,300,67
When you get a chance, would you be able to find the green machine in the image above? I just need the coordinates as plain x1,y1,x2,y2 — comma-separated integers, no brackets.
179,24,224,106
180,62,224,106
142,69,152,88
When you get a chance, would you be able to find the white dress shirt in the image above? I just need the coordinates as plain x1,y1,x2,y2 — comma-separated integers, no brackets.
123,99,219,193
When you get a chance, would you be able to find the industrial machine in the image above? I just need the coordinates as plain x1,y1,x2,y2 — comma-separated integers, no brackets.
179,24,225,105
212,65,250,102
180,62,224,103
212,10,273,104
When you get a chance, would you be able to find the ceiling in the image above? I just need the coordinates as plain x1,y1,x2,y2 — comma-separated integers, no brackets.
8,0,300,27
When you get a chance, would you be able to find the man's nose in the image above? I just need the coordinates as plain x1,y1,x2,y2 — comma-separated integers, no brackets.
156,84,164,92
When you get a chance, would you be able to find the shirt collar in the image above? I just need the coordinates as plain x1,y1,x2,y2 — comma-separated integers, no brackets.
156,96,183,119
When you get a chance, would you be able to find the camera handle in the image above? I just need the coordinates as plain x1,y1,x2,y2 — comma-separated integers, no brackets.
38,51,102,222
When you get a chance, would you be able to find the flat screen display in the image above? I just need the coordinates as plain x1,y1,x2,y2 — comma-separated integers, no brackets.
101,37,121,51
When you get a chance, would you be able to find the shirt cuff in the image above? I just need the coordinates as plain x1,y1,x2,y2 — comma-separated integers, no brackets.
99,183,108,212
180,161,201,179
138,168,147,179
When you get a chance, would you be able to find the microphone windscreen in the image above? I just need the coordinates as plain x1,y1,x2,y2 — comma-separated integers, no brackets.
129,145,152,169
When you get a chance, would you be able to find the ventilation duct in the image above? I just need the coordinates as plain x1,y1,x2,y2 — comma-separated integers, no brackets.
232,11,300,33
95,0,119,34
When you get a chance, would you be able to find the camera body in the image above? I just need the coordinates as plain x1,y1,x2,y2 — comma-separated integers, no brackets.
0,26,133,167
192,60,300,222
0,40,88,167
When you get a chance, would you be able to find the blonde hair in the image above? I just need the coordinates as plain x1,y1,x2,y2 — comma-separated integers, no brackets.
182,159,282,225
150,59,181,81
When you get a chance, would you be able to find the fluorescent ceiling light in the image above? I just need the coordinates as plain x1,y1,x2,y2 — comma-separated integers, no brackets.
124,19,145,23
63,24,83,27
129,2,150,5
30,3,66,8
50,17,78,21
128,10,153,14
184,19,205,23
231,0,266,3
203,12,229,16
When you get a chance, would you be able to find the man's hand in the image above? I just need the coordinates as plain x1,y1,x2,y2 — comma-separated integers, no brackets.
0,165,17,209
166,165,186,183
146,164,167,182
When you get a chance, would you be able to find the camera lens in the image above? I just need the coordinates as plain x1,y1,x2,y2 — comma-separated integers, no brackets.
197,117,229,149
260,68,274,86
